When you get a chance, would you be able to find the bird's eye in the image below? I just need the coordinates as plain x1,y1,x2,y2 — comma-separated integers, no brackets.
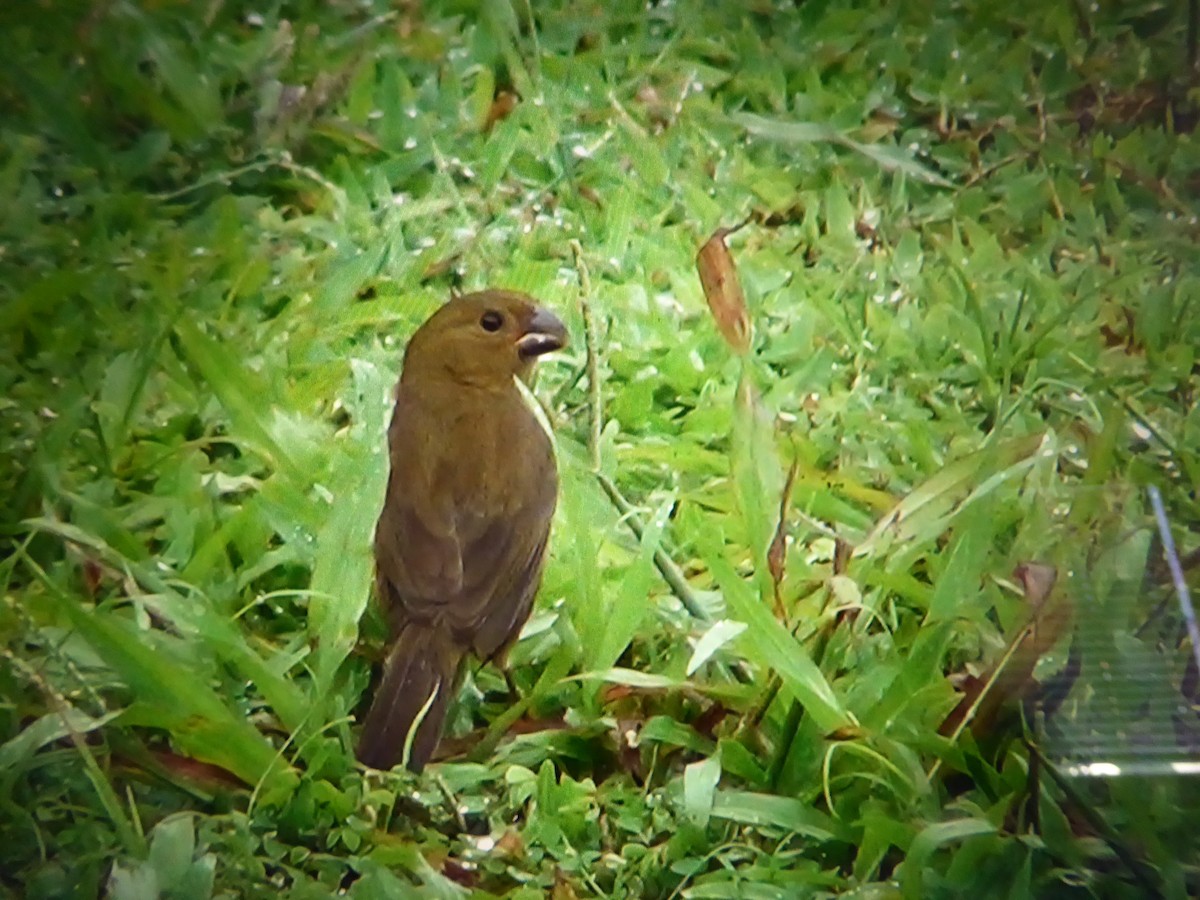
479,310,504,332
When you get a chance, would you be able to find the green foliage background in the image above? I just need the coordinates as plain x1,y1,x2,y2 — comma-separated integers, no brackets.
2,0,1198,897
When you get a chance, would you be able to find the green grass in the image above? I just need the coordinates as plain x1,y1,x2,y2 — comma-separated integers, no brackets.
2,1,1199,897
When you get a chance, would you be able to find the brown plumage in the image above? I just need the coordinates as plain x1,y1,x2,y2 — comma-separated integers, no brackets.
357,290,568,772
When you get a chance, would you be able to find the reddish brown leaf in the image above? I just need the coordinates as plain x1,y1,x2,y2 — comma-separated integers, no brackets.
602,684,636,704
484,90,519,132
442,858,478,888
506,714,570,737
143,749,247,790
696,226,752,355
82,558,103,598
1013,562,1056,613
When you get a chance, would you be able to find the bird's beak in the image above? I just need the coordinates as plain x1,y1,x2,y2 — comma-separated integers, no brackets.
516,307,569,360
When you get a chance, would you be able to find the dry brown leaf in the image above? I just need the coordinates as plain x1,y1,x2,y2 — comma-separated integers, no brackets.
696,226,752,355
552,871,582,900
484,90,519,132
134,748,246,790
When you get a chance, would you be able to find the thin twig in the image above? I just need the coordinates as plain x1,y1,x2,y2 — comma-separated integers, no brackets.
571,239,702,617
432,772,470,835
596,473,709,623
153,151,345,206
927,621,1033,783
571,239,603,474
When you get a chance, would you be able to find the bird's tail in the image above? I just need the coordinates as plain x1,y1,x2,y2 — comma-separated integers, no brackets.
357,623,461,772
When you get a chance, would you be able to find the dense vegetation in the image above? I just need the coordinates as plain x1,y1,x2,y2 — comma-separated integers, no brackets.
2,1,1198,897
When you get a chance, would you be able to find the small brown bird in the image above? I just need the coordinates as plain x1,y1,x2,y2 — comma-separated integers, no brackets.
357,290,568,772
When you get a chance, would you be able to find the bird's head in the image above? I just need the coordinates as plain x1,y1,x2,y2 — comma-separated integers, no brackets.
401,290,569,389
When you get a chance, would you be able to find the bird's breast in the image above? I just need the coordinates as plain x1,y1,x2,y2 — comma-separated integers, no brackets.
397,383,552,518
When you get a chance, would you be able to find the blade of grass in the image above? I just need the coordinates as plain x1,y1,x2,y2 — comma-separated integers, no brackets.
173,319,307,484
28,517,308,733
699,532,852,734
305,358,391,704
19,548,293,792
855,432,1046,563
901,818,997,899
591,492,674,671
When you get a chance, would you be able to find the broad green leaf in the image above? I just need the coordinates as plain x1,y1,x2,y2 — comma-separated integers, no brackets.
687,619,748,675
641,717,717,755
855,433,1046,564
731,371,784,603
147,815,196,891
583,668,682,690
593,492,674,671
558,448,610,662
901,818,997,899
734,112,952,186
683,755,722,827
925,503,994,622
28,518,308,734
710,790,845,841
173,319,307,484
306,358,390,703
46,591,291,791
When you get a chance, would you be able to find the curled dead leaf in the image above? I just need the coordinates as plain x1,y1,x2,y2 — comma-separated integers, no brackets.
495,829,525,858
1013,562,1056,611
696,226,752,355
635,84,661,106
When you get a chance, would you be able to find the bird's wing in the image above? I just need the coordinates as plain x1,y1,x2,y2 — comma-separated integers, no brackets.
453,480,556,659
373,472,462,629
373,386,467,627
374,391,557,654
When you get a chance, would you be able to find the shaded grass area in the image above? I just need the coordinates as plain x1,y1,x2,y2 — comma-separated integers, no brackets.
2,0,1199,897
